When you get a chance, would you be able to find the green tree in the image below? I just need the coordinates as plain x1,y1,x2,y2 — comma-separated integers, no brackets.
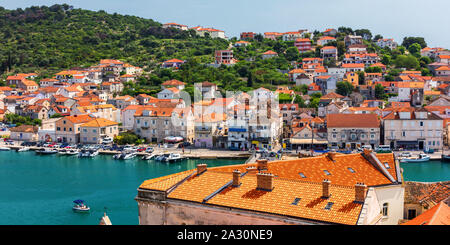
408,43,422,57
285,46,299,61
394,55,419,69
402,37,427,49
374,84,385,99
335,81,354,96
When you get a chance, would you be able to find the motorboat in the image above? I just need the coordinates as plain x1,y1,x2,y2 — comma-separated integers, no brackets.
36,148,58,154
58,149,68,155
72,200,90,212
0,146,11,151
113,152,125,159
400,153,430,163
78,149,99,158
155,153,170,161
142,153,157,160
17,147,30,152
441,154,450,162
122,152,137,160
65,149,79,155
163,153,184,162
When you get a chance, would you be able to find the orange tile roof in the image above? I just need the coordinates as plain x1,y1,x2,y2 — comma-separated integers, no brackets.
80,118,118,128
62,114,94,124
326,114,380,128
163,59,184,63
140,152,400,225
289,68,306,74
342,63,365,68
402,201,450,225
262,50,277,55
162,79,185,86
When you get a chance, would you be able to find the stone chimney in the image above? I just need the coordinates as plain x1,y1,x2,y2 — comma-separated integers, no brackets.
256,159,268,171
232,170,241,187
322,179,331,198
256,172,274,191
354,182,367,203
197,163,207,175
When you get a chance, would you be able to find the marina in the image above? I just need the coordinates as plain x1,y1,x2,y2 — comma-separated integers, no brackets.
0,150,246,225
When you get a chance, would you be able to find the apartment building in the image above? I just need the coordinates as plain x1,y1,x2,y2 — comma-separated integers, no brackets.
327,113,381,150
383,107,443,150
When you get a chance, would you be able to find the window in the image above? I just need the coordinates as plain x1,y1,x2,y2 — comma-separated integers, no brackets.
382,203,389,217
83,129,87,132
383,162,390,169
419,121,424,127
324,202,334,210
291,198,301,205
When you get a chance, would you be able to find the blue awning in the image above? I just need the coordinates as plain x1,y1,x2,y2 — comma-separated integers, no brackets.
229,128,246,132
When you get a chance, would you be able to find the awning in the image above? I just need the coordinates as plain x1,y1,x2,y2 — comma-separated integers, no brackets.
289,138,328,144
396,141,418,145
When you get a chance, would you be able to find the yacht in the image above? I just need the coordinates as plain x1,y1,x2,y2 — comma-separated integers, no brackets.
78,149,99,158
17,147,30,152
36,148,58,154
155,153,170,161
65,149,80,155
0,146,11,151
142,153,157,160
400,153,430,163
164,153,184,162
123,151,137,160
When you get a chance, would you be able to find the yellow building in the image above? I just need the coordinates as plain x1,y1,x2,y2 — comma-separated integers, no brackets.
343,72,359,87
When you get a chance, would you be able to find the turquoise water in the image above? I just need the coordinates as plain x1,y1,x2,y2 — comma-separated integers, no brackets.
0,151,245,225
400,160,450,182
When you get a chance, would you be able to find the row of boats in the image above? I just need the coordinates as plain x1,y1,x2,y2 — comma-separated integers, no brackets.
3,146,186,162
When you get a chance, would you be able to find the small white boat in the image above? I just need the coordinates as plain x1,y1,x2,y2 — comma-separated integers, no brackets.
0,146,11,151
113,152,125,160
142,153,156,160
58,149,68,155
164,153,184,162
72,200,90,212
36,148,58,154
17,147,30,152
123,152,137,160
400,153,430,163
65,149,79,155
78,149,98,158
155,153,170,161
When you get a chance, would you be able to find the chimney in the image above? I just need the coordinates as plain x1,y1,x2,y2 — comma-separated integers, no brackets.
256,172,274,191
196,164,207,175
322,179,331,198
232,170,241,187
363,148,373,157
256,159,268,171
326,150,337,162
354,182,367,203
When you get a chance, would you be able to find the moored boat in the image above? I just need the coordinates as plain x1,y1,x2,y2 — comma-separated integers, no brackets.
400,153,430,163
441,154,450,162
72,199,90,212
164,153,184,162
123,152,137,160
0,146,11,151
36,148,58,154
17,147,30,152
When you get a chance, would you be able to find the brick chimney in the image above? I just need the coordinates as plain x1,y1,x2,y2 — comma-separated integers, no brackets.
322,179,331,198
256,159,268,171
326,151,337,162
232,170,241,187
256,172,274,191
354,182,367,203
197,164,207,175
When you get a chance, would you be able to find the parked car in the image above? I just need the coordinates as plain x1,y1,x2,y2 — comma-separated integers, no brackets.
137,147,147,152
145,147,154,153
